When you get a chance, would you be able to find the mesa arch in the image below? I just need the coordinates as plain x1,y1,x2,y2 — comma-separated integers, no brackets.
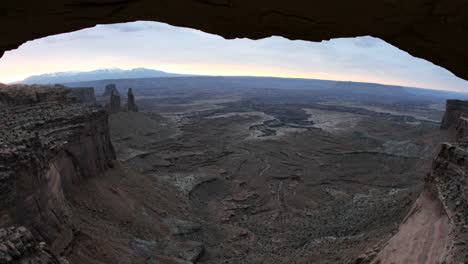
1,0,467,81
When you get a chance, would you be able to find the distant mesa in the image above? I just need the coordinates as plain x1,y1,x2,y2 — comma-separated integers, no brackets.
0,84,97,106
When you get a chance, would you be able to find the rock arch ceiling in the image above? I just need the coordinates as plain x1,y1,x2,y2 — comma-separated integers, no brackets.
1,0,467,81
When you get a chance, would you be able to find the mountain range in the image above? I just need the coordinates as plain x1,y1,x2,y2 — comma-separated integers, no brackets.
17,68,190,84
13,67,468,101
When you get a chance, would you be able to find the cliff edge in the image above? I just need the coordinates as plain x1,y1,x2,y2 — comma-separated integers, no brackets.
0,85,115,262
356,100,468,263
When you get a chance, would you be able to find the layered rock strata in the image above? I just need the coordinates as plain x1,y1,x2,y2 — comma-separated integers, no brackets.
358,100,468,263
441,100,468,130
0,226,68,263
0,85,76,107
0,84,97,107
0,101,115,257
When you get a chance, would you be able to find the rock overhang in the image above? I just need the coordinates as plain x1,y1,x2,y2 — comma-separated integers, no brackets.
0,0,467,81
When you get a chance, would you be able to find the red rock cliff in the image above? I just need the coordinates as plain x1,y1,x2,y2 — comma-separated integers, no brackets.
356,101,468,264
0,100,116,259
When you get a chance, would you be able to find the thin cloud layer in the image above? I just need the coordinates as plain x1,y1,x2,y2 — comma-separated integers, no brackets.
0,21,467,92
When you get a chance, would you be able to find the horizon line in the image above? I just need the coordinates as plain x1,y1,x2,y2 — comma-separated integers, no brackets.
7,67,467,94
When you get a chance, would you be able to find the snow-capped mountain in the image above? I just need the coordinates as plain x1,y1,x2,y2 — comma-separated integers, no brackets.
18,68,190,84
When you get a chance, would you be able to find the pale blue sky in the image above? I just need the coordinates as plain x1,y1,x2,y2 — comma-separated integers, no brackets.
0,21,467,92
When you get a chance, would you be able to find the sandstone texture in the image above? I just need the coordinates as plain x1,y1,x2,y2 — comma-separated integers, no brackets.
0,84,97,107
0,1,467,81
0,85,115,260
0,84,76,107
0,226,68,264
0,84,190,263
441,100,468,129
356,99,468,264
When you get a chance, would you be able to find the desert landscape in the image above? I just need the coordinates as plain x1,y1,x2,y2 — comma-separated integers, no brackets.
1,0,468,261
103,77,449,263
0,75,466,264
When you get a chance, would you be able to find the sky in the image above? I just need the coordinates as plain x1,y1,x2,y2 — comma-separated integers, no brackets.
0,21,467,92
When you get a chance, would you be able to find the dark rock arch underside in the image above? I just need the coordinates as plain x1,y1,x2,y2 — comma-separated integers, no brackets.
0,0,467,81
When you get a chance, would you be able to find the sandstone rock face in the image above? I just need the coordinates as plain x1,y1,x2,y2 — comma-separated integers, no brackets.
70,87,96,104
108,91,121,113
441,100,468,129
127,88,138,112
455,117,468,141
0,1,467,81
0,100,115,254
0,84,76,107
0,84,97,107
0,226,67,264
102,84,119,97
427,142,468,263
361,109,468,264
102,84,122,113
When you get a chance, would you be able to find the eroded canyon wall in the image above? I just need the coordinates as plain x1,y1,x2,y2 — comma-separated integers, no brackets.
441,100,468,130
359,100,468,264
0,85,115,261
0,84,97,106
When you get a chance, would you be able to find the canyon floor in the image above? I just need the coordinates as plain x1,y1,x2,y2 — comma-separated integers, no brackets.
91,89,447,263
1,81,465,264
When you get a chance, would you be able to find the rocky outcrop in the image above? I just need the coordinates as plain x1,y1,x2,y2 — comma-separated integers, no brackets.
0,1,467,82
0,226,68,264
102,84,119,97
357,102,468,264
0,84,97,107
69,87,96,104
441,100,468,129
0,84,76,107
107,91,121,113
455,117,468,142
0,100,115,256
426,142,468,263
102,84,123,113
126,88,138,112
